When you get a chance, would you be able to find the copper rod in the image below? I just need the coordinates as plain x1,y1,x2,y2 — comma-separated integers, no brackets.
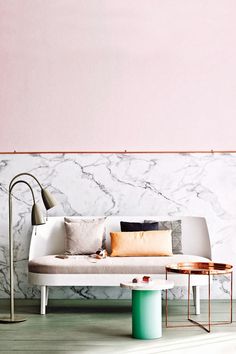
188,274,191,320
165,269,168,328
1,150,236,155
230,272,233,323
208,273,211,332
188,318,210,333
167,321,232,328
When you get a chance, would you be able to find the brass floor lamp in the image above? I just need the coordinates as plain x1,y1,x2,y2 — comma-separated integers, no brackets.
0,172,57,323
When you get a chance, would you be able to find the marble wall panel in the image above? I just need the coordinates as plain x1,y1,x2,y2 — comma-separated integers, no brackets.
0,153,235,299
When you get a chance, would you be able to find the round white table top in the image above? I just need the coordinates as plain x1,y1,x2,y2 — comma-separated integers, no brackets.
120,279,174,291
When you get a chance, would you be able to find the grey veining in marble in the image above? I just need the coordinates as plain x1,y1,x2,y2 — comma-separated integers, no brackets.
0,153,235,300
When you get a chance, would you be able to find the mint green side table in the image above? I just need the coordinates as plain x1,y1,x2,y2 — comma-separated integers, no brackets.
121,279,174,339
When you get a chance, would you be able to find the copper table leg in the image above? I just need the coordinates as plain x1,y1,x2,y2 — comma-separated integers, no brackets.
188,272,211,332
166,270,199,328
166,269,233,331
165,269,168,328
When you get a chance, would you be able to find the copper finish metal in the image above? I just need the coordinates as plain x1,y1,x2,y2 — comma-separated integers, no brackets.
166,262,233,275
230,271,233,323
1,150,236,155
165,270,168,328
188,274,190,319
209,273,211,332
165,262,233,333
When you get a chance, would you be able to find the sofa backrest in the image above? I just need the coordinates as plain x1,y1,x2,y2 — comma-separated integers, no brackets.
29,216,211,260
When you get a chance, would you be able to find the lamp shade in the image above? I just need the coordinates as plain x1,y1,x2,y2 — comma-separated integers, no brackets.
41,189,57,210
31,203,45,225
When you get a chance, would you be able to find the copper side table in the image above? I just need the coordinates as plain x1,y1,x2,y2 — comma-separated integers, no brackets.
165,262,233,333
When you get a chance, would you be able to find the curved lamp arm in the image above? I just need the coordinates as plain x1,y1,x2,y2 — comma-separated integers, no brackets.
9,180,45,226
9,172,43,190
10,180,36,204
9,172,57,210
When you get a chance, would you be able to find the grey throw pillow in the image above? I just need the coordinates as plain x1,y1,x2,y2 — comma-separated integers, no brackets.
144,219,183,254
64,216,106,248
64,218,105,255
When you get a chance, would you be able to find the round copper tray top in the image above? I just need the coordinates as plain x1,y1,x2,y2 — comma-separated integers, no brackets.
166,262,233,275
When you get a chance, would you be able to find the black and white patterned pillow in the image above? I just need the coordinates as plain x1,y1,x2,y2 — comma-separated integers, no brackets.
144,219,183,254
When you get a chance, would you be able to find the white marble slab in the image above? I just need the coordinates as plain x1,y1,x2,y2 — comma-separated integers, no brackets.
120,279,174,291
0,153,235,299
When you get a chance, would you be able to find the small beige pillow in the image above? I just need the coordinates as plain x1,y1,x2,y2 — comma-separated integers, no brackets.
64,218,105,255
110,230,173,257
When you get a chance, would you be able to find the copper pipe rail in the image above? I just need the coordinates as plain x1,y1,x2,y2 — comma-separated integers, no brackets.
1,150,236,155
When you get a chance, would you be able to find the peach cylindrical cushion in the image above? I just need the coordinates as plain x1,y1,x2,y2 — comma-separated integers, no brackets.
110,230,173,257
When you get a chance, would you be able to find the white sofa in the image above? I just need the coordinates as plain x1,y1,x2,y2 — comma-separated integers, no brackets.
28,216,212,315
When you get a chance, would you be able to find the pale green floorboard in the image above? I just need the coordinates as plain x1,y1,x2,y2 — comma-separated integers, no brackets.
0,300,235,354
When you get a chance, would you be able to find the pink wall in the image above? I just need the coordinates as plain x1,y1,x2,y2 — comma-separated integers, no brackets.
1,0,236,151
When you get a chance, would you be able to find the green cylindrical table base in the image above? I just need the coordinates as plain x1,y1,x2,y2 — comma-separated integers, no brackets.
132,290,162,340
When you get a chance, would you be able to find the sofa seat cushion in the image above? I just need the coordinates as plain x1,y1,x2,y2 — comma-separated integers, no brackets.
28,254,211,274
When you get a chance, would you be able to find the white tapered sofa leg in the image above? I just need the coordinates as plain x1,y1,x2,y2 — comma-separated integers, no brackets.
193,285,200,315
40,285,47,315
46,286,49,306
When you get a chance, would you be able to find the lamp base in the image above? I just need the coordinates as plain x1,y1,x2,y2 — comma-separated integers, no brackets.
0,315,27,323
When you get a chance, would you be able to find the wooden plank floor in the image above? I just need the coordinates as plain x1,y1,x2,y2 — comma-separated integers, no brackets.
0,299,235,354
